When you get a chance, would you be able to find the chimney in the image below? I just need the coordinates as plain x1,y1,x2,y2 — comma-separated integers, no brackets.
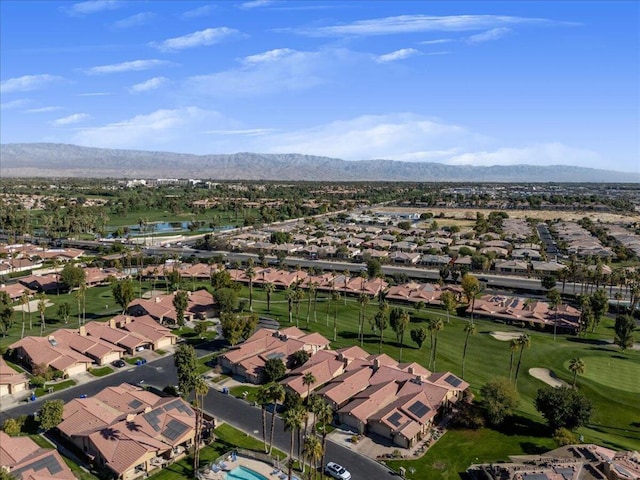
373,358,380,371
126,413,136,422
155,297,162,303
79,326,86,337
408,366,415,374
109,318,116,329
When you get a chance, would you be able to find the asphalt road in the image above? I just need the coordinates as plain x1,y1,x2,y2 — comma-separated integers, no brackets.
0,350,395,480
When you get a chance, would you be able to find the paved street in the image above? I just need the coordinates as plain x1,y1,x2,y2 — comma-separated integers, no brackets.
0,351,396,480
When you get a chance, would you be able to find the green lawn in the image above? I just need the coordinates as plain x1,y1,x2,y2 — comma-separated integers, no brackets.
88,366,114,377
229,385,260,404
214,423,286,460
575,356,640,394
243,285,640,456
35,379,76,397
196,353,219,375
126,357,144,365
387,426,555,480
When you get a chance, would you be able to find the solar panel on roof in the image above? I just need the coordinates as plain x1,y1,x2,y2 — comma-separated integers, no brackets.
13,454,64,476
163,419,188,441
407,400,430,418
444,374,462,387
388,412,403,427
129,399,143,409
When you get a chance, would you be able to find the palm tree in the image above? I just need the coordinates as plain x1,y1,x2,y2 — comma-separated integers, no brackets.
303,434,323,480
429,318,444,371
315,402,333,473
285,287,295,323
514,334,531,387
461,323,476,379
79,282,87,324
22,291,32,332
303,372,317,401
332,291,340,341
568,357,585,388
246,265,255,311
283,405,304,480
357,293,369,346
397,310,410,362
37,293,47,336
508,338,519,382
342,270,350,305
20,291,28,338
264,282,275,312
256,385,271,453
306,281,317,327
547,288,561,341
294,286,304,328
267,383,285,454
192,377,209,472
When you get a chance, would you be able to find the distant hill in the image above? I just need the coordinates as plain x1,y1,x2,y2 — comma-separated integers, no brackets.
1,143,638,182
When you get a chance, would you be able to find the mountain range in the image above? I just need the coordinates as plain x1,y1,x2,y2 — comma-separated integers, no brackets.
1,143,638,183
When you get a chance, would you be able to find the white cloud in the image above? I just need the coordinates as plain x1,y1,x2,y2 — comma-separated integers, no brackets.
0,74,64,93
467,27,511,44
26,106,63,113
376,48,420,63
52,113,92,126
63,0,121,16
419,38,454,45
71,107,225,149
1,99,30,110
446,143,601,167
128,77,169,93
248,113,477,160
181,5,216,18
294,14,576,37
153,28,241,52
112,12,156,29
241,0,276,9
186,48,342,97
86,59,173,74
204,128,276,136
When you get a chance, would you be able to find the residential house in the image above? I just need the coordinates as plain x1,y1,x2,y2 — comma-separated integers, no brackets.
0,431,76,480
0,357,29,396
9,336,94,377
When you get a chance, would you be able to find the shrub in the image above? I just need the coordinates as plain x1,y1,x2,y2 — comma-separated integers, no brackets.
2,418,21,435
553,427,578,446
31,376,45,388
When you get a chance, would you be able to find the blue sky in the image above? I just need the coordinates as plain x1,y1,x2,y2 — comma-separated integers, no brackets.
1,0,638,172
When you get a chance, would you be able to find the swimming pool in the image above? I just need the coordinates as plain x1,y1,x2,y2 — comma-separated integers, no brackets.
224,466,269,480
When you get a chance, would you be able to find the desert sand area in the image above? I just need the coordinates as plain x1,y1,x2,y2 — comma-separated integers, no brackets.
490,331,525,342
377,206,640,224
529,368,569,388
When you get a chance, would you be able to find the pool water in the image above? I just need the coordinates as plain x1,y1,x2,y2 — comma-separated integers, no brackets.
225,466,269,480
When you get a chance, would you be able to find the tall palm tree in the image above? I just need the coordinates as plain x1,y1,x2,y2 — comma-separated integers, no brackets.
342,270,350,305
283,405,304,480
398,310,410,362
547,288,561,341
315,402,333,473
303,372,316,401
20,291,29,338
264,282,275,312
332,291,340,341
37,293,47,336
306,281,317,327
357,293,369,346
294,285,304,328
568,357,585,388
508,338,519,382
22,291,32,332
461,323,476,379
267,383,285,454
192,377,209,472
514,334,531,387
429,318,444,371
79,282,87,324
285,287,295,324
246,265,255,311
256,385,271,453
303,434,323,480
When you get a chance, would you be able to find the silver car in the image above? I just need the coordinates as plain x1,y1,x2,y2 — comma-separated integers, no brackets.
324,462,351,480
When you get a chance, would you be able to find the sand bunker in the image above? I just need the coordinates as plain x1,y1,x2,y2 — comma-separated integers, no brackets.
529,368,568,388
490,331,523,341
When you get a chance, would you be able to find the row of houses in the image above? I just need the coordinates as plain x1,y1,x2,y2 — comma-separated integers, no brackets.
7,315,176,379
57,383,196,480
220,327,469,448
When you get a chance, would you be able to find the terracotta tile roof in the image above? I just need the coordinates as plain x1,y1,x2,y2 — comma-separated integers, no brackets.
0,283,34,300
281,356,345,396
337,382,398,423
317,367,373,406
9,336,93,373
0,357,29,387
0,432,76,480
84,322,148,350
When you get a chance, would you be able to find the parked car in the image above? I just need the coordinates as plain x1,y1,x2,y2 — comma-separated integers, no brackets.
111,359,126,368
324,462,351,480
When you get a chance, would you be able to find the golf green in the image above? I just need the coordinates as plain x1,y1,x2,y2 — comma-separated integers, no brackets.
575,356,640,394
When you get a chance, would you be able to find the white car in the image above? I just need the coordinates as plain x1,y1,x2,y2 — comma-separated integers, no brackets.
324,462,351,480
